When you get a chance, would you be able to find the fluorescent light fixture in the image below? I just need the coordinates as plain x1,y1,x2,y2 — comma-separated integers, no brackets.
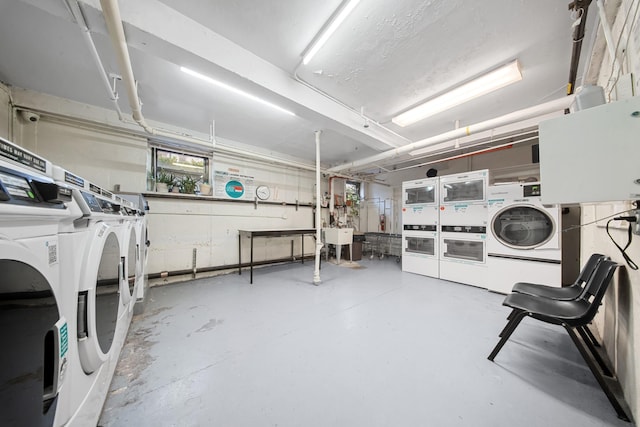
392,60,523,127
302,0,361,65
172,162,203,170
180,67,295,116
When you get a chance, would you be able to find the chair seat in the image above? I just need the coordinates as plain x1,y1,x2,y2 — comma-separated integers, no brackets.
503,292,592,326
511,282,583,300
509,254,606,300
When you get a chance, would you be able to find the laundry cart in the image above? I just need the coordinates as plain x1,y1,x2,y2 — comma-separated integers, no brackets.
386,233,402,262
364,232,402,262
364,232,384,259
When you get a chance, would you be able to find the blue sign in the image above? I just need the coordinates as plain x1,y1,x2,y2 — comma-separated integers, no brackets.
225,180,244,198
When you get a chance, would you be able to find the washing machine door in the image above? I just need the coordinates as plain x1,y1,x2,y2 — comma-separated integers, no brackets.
77,228,122,374
0,259,67,427
120,226,137,306
491,205,556,249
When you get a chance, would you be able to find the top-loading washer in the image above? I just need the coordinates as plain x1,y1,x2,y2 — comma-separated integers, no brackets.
487,182,562,294
401,177,439,278
52,165,135,426
438,170,489,288
0,139,77,427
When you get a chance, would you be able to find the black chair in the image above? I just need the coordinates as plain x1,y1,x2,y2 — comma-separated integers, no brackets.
502,253,608,348
510,253,607,300
487,260,632,422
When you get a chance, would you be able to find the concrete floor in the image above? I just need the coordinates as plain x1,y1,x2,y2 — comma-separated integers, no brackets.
99,259,632,427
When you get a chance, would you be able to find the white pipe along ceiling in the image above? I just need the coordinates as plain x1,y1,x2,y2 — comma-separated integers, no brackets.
0,0,601,174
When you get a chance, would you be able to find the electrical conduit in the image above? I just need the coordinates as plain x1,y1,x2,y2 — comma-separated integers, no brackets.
327,96,575,173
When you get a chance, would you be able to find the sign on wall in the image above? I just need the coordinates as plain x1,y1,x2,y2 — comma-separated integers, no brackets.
214,169,255,200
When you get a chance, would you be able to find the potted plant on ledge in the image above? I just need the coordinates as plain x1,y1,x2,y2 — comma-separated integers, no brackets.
179,175,197,194
156,170,175,192
199,180,212,196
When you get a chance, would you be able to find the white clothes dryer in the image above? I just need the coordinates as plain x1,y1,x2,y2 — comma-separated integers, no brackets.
401,178,439,277
439,225,488,288
487,182,562,294
0,141,77,427
438,170,489,287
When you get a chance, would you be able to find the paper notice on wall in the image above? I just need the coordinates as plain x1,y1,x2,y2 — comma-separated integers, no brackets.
214,170,255,200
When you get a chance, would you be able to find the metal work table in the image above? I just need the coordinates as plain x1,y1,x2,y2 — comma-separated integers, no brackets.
238,228,317,284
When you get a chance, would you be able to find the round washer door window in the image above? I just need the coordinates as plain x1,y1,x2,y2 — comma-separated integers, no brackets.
492,205,555,249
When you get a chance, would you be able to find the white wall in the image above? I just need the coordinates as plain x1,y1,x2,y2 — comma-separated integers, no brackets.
4,87,322,283
147,197,315,274
19,118,148,192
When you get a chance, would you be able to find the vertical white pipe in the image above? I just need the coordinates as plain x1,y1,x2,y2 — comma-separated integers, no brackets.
596,0,620,70
314,131,323,285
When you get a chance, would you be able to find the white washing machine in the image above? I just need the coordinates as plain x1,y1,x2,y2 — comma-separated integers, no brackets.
438,170,489,288
487,182,561,294
117,193,150,314
401,178,439,277
52,166,135,426
0,141,77,427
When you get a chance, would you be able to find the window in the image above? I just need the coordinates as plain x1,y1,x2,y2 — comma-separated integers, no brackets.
150,147,210,193
345,181,361,216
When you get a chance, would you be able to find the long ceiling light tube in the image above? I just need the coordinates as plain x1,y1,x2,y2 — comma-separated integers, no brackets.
328,95,574,173
392,60,523,127
302,0,361,65
180,67,295,116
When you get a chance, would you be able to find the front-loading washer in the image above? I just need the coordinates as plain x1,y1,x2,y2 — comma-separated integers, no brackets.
117,196,142,313
117,193,150,314
0,141,77,427
52,166,134,426
487,182,562,294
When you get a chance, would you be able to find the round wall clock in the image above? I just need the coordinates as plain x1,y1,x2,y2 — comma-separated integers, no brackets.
256,185,271,200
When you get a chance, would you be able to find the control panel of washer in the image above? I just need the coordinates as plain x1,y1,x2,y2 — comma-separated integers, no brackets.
0,166,70,207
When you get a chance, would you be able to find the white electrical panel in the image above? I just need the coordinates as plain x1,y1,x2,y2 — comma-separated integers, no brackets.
539,96,640,204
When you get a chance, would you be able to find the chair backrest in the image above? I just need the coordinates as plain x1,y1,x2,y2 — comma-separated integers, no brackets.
575,253,607,285
578,260,619,323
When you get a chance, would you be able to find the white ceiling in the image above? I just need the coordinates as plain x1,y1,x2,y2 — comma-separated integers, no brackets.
0,0,598,175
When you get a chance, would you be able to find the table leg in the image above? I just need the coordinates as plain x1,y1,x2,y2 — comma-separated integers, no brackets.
336,244,342,264
238,235,242,276
250,234,254,284
302,235,304,264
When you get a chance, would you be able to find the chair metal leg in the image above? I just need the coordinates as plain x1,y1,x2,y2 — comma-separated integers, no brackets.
499,309,524,338
581,323,601,347
488,311,527,361
500,310,518,336
576,325,613,377
565,326,633,422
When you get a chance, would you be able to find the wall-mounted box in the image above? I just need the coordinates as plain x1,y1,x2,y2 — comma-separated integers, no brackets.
539,96,640,204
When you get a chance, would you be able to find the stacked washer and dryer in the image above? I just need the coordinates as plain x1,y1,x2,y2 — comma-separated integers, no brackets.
0,137,147,426
438,170,489,288
401,170,489,288
401,178,440,278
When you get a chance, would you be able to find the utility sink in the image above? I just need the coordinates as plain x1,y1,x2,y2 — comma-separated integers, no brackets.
323,228,353,264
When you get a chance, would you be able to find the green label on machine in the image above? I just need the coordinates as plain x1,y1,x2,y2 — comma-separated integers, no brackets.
59,322,68,358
